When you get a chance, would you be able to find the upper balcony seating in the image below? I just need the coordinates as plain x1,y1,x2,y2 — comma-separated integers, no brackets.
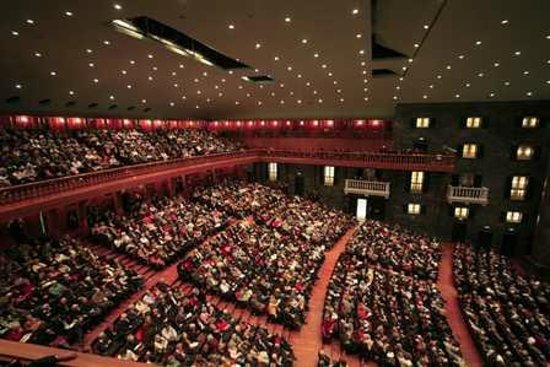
0,128,245,187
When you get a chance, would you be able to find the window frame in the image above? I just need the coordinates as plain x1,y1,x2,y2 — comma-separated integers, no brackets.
516,145,534,161
506,211,523,224
415,117,431,129
462,143,478,159
454,207,469,219
268,162,278,182
522,116,539,128
466,116,482,129
323,166,335,186
510,175,528,201
407,203,421,215
410,171,425,193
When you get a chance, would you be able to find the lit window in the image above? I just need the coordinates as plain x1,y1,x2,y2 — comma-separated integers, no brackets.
268,162,278,182
510,176,528,200
466,116,482,128
462,144,478,159
324,166,335,186
454,207,469,219
516,145,534,160
506,211,523,223
416,117,430,128
410,171,424,193
522,116,539,128
407,203,421,215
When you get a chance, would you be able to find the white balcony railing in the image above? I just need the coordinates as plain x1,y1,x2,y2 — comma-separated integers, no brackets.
344,179,390,199
447,185,489,205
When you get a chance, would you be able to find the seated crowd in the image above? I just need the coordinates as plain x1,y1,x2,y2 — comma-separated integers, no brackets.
346,220,442,280
91,194,230,268
0,128,244,187
322,222,462,366
454,244,549,366
92,282,294,366
0,237,142,347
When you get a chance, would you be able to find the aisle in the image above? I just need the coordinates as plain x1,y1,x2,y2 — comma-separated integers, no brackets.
437,243,483,367
288,225,368,367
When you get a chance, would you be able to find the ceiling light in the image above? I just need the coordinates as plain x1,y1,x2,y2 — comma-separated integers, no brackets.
399,77,404,81
352,8,359,15
103,40,111,45
363,79,368,83
182,96,187,100
423,95,428,99
171,71,177,76
228,24,235,30
287,66,292,71
446,65,451,70
356,33,362,38
50,71,57,76
113,4,122,10
465,82,471,87
475,40,482,45
15,83,22,89
333,81,338,85
148,54,153,59
318,98,323,103
69,90,75,95
169,102,175,107
173,83,179,88
306,82,311,86
337,89,342,93
501,19,509,25
195,105,200,109
197,90,202,94
414,43,420,48
109,95,115,100
270,92,276,97
218,92,223,97
222,78,226,82
364,97,369,101
396,86,401,90
255,43,261,49
489,92,495,97
493,62,500,67
546,35,550,40
297,99,302,104
504,81,511,86
194,78,199,83
314,53,319,58
274,56,280,61
148,76,153,81
455,94,461,98
393,96,398,100
86,48,93,54
93,78,99,83
423,24,429,29
523,70,530,75
130,60,135,65
297,74,302,78
313,90,318,95
280,100,285,104
408,58,413,63
429,84,434,89
152,66,158,71
363,87,368,92
359,49,365,55
546,80,550,85
526,91,533,97
26,19,35,25
477,72,484,77
235,101,240,105
361,61,366,66
329,72,334,76
285,16,291,23
179,64,184,69
141,99,146,103
322,64,327,68
514,50,522,56
340,98,344,102
88,62,95,68
437,75,442,79
301,38,308,44
238,85,243,89
458,54,465,59
402,66,407,71
127,84,132,89
258,101,263,105
34,51,42,57
11,30,19,36
65,11,74,16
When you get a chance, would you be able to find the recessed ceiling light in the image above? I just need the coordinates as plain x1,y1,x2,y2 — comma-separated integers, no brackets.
173,83,179,88
493,62,500,67
169,102,175,107
152,66,158,71
318,98,323,103
50,71,57,76
103,40,111,45
321,64,327,69
26,19,35,25
15,83,22,89
222,78,226,82
477,72,484,77
402,66,407,71
109,95,115,100
489,92,495,97
359,49,365,55
465,82,471,87
414,43,420,48
393,96,398,100
179,64,184,69
458,54,465,59
423,95,428,99
352,8,359,15
396,86,401,90
504,81,511,86
514,51,521,56
429,84,434,89
301,38,308,44
363,87,368,92
526,91,533,96
314,53,319,58
475,40,482,45
69,90,75,95
88,62,95,68
280,100,285,104
141,99,147,103
235,101,240,105
546,35,550,40
337,89,342,93
455,94,461,98
340,98,344,102
11,30,20,36
86,48,93,54
329,72,334,76
297,74,302,78
130,60,136,65
93,78,99,83
306,82,311,86
182,96,187,100
171,71,177,76
255,43,261,49
501,19,509,25
258,101,263,105
546,80,550,85
64,11,74,16
423,24,429,29
195,105,200,109
148,76,153,81
194,78,199,83
436,75,442,79
197,90,202,94
446,65,451,70
287,66,292,71
113,4,122,10
313,90,318,95
408,58,413,63
333,81,338,85
285,16,291,23
274,56,280,61
34,51,42,57
399,77,404,81
363,79,368,83
356,33,362,38
523,70,530,75
228,24,235,30
361,61,366,66
238,85,243,89
218,92,223,97
148,54,153,59
127,84,132,89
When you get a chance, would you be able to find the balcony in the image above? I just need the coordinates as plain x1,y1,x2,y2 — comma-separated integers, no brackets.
447,185,489,205
344,179,391,199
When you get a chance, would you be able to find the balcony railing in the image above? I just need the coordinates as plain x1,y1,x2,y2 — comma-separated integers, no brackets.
447,185,489,205
0,149,455,208
344,179,391,199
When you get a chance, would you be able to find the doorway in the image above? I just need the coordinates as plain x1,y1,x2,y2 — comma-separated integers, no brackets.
356,198,368,221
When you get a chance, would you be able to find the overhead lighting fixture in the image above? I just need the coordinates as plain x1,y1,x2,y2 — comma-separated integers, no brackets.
301,38,308,44
489,92,495,97
414,43,420,48
455,93,461,98
423,24,429,29
103,40,111,45
352,8,359,15
501,19,509,25
228,24,235,30
526,91,533,96
11,30,19,36
15,83,22,89
86,48,93,54
274,56,280,61
130,60,136,64
148,54,153,59
458,54,465,59
504,81,511,86
285,16,291,23
475,40,482,45
109,95,115,100
34,51,42,57
50,71,57,76
113,3,123,10
493,62,500,67
514,51,521,56
69,90,75,95
356,33,362,38
255,43,261,49
26,19,35,25
64,11,74,17
141,99,147,103
93,78,99,83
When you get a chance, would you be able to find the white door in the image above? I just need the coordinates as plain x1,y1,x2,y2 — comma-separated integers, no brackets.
356,198,367,221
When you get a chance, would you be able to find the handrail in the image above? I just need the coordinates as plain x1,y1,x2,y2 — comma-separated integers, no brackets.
0,149,455,206
344,179,391,198
447,185,489,205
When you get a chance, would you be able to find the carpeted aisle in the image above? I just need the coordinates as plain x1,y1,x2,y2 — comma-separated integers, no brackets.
437,243,483,367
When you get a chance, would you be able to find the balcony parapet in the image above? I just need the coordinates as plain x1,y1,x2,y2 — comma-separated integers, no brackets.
344,179,391,199
447,185,489,205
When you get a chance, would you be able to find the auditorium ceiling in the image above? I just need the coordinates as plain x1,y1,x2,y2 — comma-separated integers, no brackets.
0,0,548,119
